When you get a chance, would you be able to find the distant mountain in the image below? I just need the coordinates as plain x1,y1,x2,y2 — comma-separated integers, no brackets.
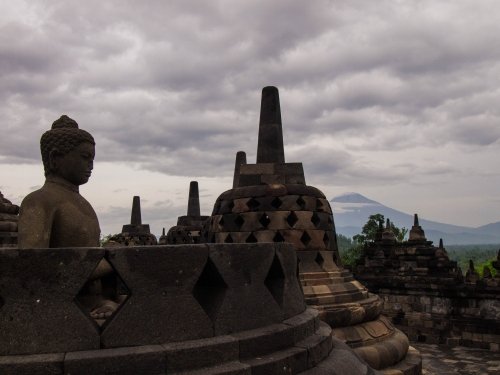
332,192,500,246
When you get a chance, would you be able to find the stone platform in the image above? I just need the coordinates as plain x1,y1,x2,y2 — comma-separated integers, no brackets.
415,343,500,375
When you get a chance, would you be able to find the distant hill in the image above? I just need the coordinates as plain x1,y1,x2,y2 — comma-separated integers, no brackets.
331,192,500,246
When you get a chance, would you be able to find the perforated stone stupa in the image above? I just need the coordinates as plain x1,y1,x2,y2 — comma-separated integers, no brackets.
0,191,19,248
107,196,158,246
166,181,209,244
205,86,421,374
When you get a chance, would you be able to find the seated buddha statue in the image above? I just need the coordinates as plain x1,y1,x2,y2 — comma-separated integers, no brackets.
18,115,117,318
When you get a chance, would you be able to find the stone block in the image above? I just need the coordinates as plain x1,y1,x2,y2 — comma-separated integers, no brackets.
238,212,265,231
242,346,308,375
208,244,283,334
316,198,332,214
0,248,102,355
64,345,165,375
283,308,319,343
296,251,324,273
253,230,279,242
240,164,275,175
274,163,304,176
238,174,262,187
180,361,251,375
274,243,307,318
0,353,64,375
233,323,295,358
286,185,325,198
164,335,239,372
285,174,306,184
296,322,333,368
101,245,213,347
232,198,251,213
261,174,286,185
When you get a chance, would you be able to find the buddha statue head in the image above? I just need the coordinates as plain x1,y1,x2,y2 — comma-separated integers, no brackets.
40,115,95,186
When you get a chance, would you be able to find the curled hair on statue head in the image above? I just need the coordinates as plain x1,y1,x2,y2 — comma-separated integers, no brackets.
40,115,95,177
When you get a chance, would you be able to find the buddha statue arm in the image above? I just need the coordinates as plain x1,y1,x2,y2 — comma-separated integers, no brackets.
18,192,54,249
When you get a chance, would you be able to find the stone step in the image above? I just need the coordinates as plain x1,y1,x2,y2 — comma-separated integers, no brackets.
305,291,369,305
242,321,333,375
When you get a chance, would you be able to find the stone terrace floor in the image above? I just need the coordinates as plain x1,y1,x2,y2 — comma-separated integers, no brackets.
413,343,500,375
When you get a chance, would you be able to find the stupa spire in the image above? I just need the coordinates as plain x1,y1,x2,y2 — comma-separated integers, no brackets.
256,86,285,163
233,151,247,188
187,181,200,217
414,214,419,226
131,196,142,225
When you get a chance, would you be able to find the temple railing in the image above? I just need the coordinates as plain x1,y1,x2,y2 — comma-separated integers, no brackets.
0,243,305,356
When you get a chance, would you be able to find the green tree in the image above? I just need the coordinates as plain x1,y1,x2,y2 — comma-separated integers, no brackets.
100,234,113,247
352,214,385,245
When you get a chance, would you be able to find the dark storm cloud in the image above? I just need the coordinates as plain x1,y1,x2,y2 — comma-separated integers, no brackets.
1,0,500,186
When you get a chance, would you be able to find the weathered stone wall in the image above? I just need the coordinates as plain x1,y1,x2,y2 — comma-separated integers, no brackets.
0,243,382,375
0,243,304,356
378,290,500,351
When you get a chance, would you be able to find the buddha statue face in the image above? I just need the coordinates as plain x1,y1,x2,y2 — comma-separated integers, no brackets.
40,115,96,186
49,141,95,186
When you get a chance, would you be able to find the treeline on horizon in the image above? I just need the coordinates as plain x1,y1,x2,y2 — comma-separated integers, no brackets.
337,234,499,277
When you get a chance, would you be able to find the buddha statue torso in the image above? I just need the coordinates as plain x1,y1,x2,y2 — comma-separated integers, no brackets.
19,177,100,248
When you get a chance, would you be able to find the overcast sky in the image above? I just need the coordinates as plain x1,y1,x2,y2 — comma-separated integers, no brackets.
1,0,500,237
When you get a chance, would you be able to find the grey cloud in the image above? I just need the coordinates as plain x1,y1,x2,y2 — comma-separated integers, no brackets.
2,0,500,199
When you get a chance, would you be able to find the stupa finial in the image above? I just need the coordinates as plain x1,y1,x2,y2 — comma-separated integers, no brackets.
187,181,200,217
233,151,247,188
256,86,285,164
131,196,142,225
414,214,419,226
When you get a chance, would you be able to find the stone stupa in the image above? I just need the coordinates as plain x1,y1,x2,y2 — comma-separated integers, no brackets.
0,191,19,248
166,181,209,244
106,196,158,246
204,86,421,374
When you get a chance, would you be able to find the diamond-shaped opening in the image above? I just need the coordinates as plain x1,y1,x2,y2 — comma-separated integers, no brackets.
296,196,306,209
265,255,286,308
311,212,321,228
300,231,312,246
246,197,260,210
286,211,299,227
74,258,131,330
246,233,258,243
192,258,228,322
224,233,234,243
316,198,324,211
259,213,271,228
227,200,235,212
235,215,245,229
315,252,325,268
327,216,333,224
219,217,225,227
271,197,282,209
323,233,330,248
0,295,4,311
273,231,285,242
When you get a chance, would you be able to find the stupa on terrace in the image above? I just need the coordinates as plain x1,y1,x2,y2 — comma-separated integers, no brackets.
165,181,209,244
107,196,158,246
204,86,421,374
0,191,19,248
